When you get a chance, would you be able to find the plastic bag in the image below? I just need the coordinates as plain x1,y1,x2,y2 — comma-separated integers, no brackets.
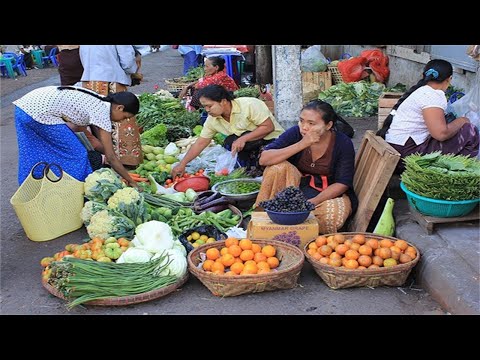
214,151,238,175
178,225,227,253
451,81,480,129
338,57,368,82
301,45,328,72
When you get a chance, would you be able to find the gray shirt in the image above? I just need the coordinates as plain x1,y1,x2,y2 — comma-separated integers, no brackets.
80,45,138,85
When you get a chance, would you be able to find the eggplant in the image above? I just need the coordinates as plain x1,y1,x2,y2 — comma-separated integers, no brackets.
196,196,234,211
195,191,221,207
200,204,229,213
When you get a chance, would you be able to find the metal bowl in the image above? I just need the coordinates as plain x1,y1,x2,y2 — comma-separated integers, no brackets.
211,178,262,202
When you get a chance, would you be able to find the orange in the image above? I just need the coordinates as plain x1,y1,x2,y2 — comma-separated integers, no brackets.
240,249,254,261
230,262,244,275
234,257,243,264
242,262,258,274
254,252,267,263
333,233,345,244
261,245,276,258
350,242,360,251
358,245,373,256
358,255,372,267
394,240,409,251
335,244,349,256
227,244,242,258
344,259,359,269
372,255,384,266
319,257,330,265
225,237,239,247
225,271,237,276
390,246,401,261
211,262,225,273
202,259,215,272
212,270,224,275
378,247,392,260
329,258,342,267
352,234,366,245
329,252,342,261
206,248,220,261
315,236,328,247
327,240,339,250
257,268,271,274
344,249,359,260
251,244,262,254
379,239,393,248
319,245,333,257
308,242,318,250
399,253,413,264
239,239,253,250
244,260,256,267
368,264,380,269
312,252,323,261
256,261,271,271
365,239,379,250
220,247,229,256
307,248,317,256
266,256,279,269
344,240,353,247
220,253,235,267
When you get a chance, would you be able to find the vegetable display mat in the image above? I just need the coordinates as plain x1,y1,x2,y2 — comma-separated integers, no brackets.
42,272,189,306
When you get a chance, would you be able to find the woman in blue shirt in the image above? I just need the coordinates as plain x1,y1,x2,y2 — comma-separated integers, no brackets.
256,100,357,234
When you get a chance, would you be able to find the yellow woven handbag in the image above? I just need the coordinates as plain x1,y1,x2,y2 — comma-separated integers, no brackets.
10,162,85,242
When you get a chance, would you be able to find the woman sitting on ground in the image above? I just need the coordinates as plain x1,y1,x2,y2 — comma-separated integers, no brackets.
377,59,479,173
178,56,239,109
255,100,357,234
171,84,284,177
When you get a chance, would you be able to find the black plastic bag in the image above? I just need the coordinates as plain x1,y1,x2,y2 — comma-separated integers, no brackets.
178,225,227,253
335,115,355,138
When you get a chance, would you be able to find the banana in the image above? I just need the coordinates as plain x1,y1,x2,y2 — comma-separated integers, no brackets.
373,198,395,237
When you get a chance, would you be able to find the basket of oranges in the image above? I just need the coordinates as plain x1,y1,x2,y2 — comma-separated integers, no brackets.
187,238,305,297
303,232,420,289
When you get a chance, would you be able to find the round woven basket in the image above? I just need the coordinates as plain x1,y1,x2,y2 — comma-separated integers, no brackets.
165,78,191,92
304,232,420,289
42,272,189,306
188,239,305,297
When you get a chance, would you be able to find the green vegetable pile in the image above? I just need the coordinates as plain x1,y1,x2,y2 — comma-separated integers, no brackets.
401,152,480,201
318,80,386,117
234,86,261,98
216,180,261,195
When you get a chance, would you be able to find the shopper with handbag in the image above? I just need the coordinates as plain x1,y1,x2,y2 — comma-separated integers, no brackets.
13,86,140,188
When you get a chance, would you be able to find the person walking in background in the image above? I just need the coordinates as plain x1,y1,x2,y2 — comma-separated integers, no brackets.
377,59,479,173
178,45,203,75
12,86,140,188
79,45,143,167
57,45,84,85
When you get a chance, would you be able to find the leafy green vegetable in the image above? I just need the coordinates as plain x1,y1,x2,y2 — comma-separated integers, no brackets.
234,86,261,98
140,123,168,146
401,152,480,200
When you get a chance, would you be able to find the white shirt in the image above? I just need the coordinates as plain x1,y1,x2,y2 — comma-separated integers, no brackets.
13,86,113,132
80,45,138,85
386,85,447,146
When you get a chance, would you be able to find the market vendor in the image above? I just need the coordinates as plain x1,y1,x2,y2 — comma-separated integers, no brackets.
178,56,239,109
377,59,479,173
255,100,357,234
171,84,284,176
13,86,140,188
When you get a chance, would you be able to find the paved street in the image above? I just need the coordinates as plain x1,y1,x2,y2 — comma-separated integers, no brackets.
0,48,450,315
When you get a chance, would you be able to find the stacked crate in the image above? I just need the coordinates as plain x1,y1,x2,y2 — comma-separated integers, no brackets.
378,92,403,129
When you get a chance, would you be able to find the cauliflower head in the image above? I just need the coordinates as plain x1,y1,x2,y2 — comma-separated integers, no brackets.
107,187,141,209
81,201,107,225
84,168,124,202
86,210,135,240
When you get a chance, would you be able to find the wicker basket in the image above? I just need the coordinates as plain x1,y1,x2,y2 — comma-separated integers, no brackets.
165,78,191,92
42,272,189,306
304,232,420,289
188,239,304,297
327,65,344,84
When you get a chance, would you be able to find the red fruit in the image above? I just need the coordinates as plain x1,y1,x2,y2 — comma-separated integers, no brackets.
220,168,229,175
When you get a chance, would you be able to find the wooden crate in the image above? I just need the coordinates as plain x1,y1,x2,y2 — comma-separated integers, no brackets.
349,130,401,232
301,71,332,103
378,92,403,129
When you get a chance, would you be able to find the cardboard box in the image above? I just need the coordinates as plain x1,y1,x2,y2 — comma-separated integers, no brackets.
247,211,319,248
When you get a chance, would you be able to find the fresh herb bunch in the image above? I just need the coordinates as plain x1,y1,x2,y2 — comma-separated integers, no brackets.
401,152,480,201
234,86,261,99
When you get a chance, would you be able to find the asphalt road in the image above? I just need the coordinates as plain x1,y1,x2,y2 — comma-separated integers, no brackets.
0,48,446,315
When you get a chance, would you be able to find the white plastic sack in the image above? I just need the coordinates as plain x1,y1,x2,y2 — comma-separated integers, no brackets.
214,151,238,175
451,80,480,129
301,45,328,72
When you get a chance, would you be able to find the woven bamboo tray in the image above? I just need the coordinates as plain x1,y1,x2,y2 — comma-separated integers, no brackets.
188,239,304,297
42,272,189,306
304,232,420,289
165,78,191,92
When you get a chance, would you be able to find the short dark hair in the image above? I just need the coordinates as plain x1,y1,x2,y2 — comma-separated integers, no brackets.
302,99,338,125
207,56,225,71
